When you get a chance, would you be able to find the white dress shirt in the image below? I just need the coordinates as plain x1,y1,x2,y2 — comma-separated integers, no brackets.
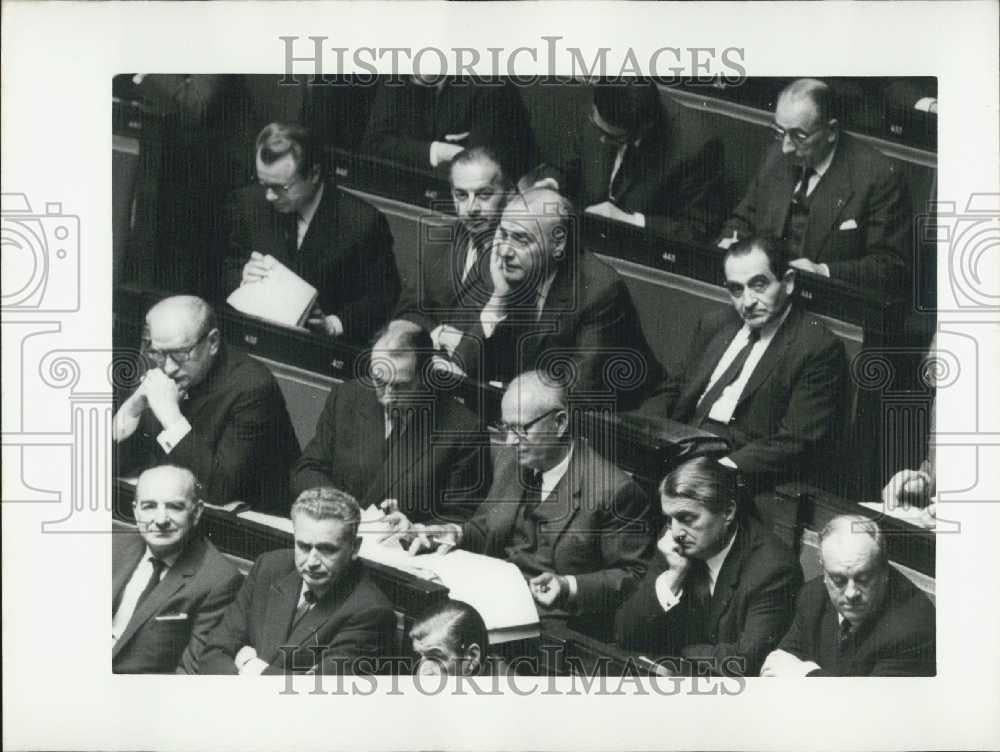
701,304,794,424
296,181,325,250
799,141,837,198
480,270,558,338
112,547,181,644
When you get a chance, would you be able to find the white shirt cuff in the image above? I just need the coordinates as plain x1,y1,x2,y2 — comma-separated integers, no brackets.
429,141,444,168
564,574,578,602
654,572,683,612
817,263,831,278
799,661,822,676
156,416,192,454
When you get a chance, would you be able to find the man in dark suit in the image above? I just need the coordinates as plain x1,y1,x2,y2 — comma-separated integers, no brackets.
529,79,726,241
762,515,935,676
615,457,801,676
719,78,911,292
199,487,395,675
392,146,510,337
291,325,491,523
114,295,300,512
391,371,654,635
225,122,399,341
646,236,847,481
363,76,539,181
444,188,662,409
113,465,243,674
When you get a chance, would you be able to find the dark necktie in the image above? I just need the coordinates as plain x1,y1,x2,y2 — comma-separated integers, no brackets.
290,589,317,633
838,618,853,649
694,329,761,426
609,143,630,202
282,212,299,256
132,557,167,612
792,165,816,208
521,468,544,548
685,558,713,642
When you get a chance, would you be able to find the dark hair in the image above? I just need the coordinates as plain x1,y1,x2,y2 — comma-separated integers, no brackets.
724,234,789,279
450,145,512,190
291,487,361,538
592,78,662,135
372,324,435,385
410,599,489,670
659,456,739,516
255,122,323,179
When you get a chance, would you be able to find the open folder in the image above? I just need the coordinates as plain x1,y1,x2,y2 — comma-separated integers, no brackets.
226,256,317,330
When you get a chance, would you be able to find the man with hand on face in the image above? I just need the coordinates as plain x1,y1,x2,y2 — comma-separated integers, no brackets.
199,487,395,675
393,146,511,342
113,465,243,674
382,371,653,636
645,235,847,483
719,78,911,292
224,122,399,341
615,457,801,676
443,187,660,409
290,325,490,523
114,295,299,512
761,515,935,676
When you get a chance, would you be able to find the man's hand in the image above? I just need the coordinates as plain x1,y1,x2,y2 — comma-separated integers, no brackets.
235,645,268,675
376,510,414,546
882,468,933,509
488,243,513,300
407,523,460,556
142,369,184,428
529,572,568,608
429,134,468,167
113,379,149,441
241,251,274,286
788,258,830,277
585,201,645,228
717,231,739,250
305,306,344,337
430,324,465,356
656,533,691,596
759,649,817,677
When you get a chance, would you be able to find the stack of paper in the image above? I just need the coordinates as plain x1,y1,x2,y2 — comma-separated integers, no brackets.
226,256,317,330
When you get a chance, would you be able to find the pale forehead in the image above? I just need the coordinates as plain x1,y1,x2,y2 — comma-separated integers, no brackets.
292,513,352,543
451,159,502,191
724,249,776,283
775,93,821,129
136,467,195,502
146,302,202,343
661,495,707,516
821,531,881,570
256,152,298,180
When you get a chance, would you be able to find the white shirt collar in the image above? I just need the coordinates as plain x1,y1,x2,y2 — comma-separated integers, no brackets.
540,442,574,500
754,301,794,344
298,181,325,228
144,545,181,569
705,526,738,593
812,139,838,179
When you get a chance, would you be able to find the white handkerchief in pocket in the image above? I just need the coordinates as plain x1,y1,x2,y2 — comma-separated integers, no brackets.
839,219,858,230
154,613,189,622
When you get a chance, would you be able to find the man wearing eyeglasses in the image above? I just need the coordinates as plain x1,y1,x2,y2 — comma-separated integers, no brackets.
526,79,726,241
383,370,654,636
114,295,300,512
223,122,399,341
718,78,911,292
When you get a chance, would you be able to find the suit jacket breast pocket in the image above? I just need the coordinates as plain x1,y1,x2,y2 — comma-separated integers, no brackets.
143,617,191,663
826,226,862,262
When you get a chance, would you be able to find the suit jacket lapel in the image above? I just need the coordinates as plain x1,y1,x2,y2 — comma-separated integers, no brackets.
112,535,145,613
767,157,799,236
113,537,207,657
260,568,304,662
682,318,742,411
706,526,750,632
804,143,853,259
547,442,586,556
284,566,361,648
736,306,802,409
298,184,338,262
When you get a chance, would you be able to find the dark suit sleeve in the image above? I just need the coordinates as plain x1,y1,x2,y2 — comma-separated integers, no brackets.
176,565,244,675
198,558,262,674
646,137,727,242
614,559,676,654
642,313,710,418
290,387,340,499
328,208,399,341
682,560,803,676
222,190,250,298
824,163,911,291
719,154,766,243
167,377,296,505
573,479,654,615
776,580,818,666
728,333,847,476
363,84,434,170
437,425,493,523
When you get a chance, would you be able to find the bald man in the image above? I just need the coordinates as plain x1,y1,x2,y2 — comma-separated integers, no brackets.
761,515,935,676
385,371,654,636
443,188,660,409
114,295,299,512
113,465,242,673
719,78,911,292
291,325,490,523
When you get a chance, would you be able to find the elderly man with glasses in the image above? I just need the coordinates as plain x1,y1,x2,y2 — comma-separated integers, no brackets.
382,370,654,637
222,121,399,341
718,78,911,292
114,295,300,512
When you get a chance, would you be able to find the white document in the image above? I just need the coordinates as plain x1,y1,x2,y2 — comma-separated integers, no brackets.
236,509,294,535
226,255,318,329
